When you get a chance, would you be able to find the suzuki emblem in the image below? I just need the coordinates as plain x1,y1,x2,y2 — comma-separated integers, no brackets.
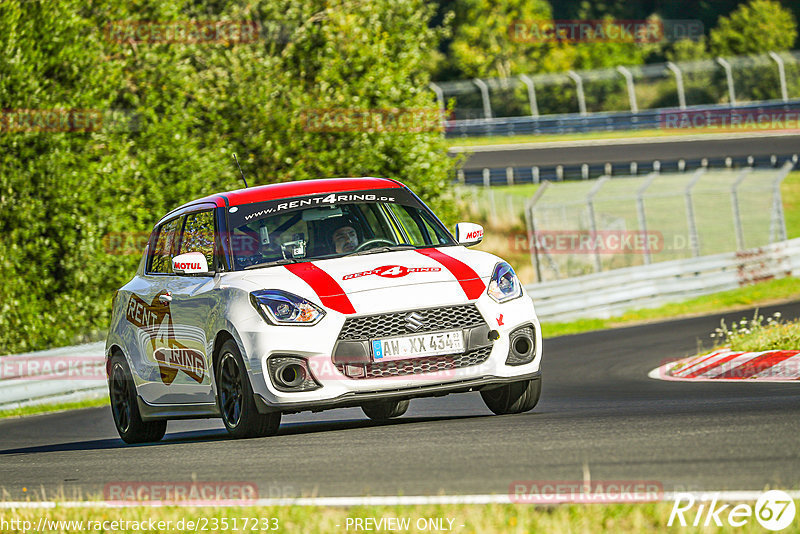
405,312,425,332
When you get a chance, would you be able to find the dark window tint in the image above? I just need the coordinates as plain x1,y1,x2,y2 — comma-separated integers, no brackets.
149,218,181,274
179,210,216,268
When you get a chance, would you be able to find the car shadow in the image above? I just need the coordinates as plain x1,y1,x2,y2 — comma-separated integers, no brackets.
0,414,488,455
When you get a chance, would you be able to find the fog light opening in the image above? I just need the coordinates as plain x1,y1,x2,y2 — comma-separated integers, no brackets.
513,336,531,356
274,362,306,388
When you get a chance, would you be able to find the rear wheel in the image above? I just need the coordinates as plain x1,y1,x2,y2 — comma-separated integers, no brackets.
361,399,409,421
480,378,541,415
108,353,167,444
216,340,281,439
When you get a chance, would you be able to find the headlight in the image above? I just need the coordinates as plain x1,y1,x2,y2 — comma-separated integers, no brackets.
487,262,522,303
249,290,325,325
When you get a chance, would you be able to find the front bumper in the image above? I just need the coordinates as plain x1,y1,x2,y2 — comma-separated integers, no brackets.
254,371,542,414
241,294,542,412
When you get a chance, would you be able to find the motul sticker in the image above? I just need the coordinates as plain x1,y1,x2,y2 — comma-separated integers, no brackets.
342,265,441,280
465,229,483,240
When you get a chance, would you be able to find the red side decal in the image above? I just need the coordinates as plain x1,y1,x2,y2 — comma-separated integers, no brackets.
284,263,356,315
416,248,485,300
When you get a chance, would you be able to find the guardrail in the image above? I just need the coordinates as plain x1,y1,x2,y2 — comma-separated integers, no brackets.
445,99,800,138
0,342,106,411
458,154,799,186
526,238,800,322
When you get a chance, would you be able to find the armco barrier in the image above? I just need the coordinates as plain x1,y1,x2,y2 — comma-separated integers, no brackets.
0,342,106,410
526,238,800,322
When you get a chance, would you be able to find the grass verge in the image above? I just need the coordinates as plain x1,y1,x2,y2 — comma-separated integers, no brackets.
710,310,800,352
0,397,108,420
447,128,800,148
540,277,800,339
2,502,798,533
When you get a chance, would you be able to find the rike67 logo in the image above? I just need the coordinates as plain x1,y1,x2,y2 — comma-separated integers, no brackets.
669,491,796,531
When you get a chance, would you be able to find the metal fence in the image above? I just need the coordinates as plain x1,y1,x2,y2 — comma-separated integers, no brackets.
524,162,793,282
433,50,800,121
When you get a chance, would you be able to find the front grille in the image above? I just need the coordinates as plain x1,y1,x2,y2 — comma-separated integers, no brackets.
337,345,492,379
338,304,485,341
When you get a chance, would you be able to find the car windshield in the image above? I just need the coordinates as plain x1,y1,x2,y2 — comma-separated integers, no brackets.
227,192,455,271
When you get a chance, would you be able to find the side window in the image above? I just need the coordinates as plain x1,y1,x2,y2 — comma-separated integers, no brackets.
179,210,216,268
149,217,181,274
387,204,426,245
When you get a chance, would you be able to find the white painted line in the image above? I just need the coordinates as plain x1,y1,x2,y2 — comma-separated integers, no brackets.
2,491,799,508
448,131,800,153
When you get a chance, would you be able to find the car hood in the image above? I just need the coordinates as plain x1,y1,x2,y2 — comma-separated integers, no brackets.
236,246,500,314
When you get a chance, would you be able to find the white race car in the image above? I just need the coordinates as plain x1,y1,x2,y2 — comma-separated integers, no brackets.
106,177,542,443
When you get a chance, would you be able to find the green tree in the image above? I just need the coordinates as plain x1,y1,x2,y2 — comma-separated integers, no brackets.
710,0,797,56
448,0,554,79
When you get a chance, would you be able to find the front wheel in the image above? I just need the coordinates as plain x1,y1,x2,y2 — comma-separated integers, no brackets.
108,353,167,444
216,340,281,439
480,378,541,415
361,399,409,421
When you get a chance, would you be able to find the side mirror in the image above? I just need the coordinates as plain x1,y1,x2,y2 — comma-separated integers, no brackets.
455,222,484,247
172,252,211,275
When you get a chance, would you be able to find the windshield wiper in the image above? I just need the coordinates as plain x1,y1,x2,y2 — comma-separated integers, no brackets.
243,258,303,270
347,244,417,257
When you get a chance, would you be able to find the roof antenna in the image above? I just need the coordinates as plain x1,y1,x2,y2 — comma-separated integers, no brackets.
232,153,249,188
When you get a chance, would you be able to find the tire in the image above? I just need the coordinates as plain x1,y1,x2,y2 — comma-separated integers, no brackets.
361,399,409,421
216,339,281,439
108,353,167,444
480,378,541,415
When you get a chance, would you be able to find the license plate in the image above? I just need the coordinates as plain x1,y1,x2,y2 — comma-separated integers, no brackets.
371,330,465,362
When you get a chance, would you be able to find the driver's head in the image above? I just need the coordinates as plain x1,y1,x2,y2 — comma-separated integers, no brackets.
332,224,359,253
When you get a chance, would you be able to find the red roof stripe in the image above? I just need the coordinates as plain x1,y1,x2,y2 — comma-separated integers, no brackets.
415,248,485,300
284,262,356,315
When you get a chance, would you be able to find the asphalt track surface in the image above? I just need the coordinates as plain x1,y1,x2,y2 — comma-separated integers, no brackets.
453,133,800,170
2,302,800,500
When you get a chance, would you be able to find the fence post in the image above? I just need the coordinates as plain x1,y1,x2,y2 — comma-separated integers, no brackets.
587,177,609,272
482,168,491,188
526,182,551,282
567,70,587,115
730,168,751,250
473,78,493,119
685,168,706,257
770,161,794,242
616,66,638,113
716,57,736,106
636,172,658,265
518,74,539,117
666,62,686,109
506,166,515,186
429,82,447,132
768,52,789,102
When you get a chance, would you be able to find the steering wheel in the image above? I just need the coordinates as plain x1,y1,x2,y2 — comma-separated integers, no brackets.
354,238,395,252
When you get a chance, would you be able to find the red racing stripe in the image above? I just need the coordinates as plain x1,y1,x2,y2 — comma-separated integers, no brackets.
284,263,356,315
714,350,799,379
683,352,744,378
416,248,485,300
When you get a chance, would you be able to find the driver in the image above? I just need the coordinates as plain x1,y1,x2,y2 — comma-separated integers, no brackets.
331,220,360,254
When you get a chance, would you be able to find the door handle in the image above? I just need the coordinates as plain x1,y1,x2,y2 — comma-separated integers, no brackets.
158,293,172,303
